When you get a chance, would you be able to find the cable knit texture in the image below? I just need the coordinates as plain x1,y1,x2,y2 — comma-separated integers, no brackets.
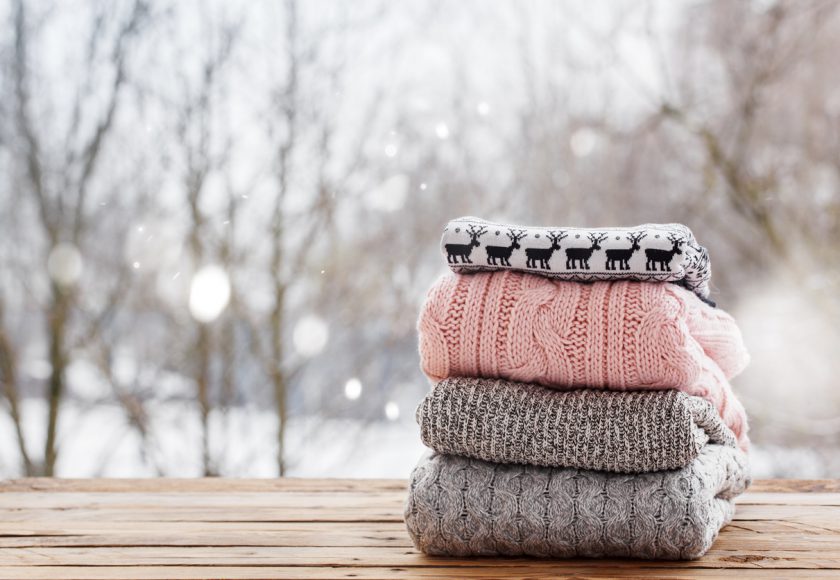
417,378,739,471
418,272,750,447
405,445,750,560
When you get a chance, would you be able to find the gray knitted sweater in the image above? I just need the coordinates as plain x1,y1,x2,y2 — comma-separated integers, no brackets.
405,445,750,560
417,378,738,473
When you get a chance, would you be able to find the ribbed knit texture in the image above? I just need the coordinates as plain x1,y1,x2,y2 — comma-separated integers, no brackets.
418,272,749,446
417,378,741,471
405,445,750,560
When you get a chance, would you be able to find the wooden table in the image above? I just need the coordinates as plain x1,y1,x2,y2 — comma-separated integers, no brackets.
0,479,837,579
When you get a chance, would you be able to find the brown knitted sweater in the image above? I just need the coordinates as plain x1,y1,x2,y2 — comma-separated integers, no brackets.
416,377,738,473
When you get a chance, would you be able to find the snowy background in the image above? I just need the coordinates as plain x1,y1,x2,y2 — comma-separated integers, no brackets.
1,0,840,478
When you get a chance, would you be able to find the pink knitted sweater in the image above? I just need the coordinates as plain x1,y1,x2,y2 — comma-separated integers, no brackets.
418,272,750,449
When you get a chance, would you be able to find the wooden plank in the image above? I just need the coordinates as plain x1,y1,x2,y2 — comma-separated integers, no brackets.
0,507,402,523
0,492,836,513
0,566,835,580
0,491,408,509
748,480,840,493
1,525,837,550
0,545,837,569
0,522,414,548
0,510,831,526
0,503,837,525
0,520,836,550
0,479,408,493
0,530,837,553
0,478,833,494
0,478,836,579
725,519,840,534
0,506,840,534
0,534,836,553
736,493,840,506
733,504,840,521
1,490,838,510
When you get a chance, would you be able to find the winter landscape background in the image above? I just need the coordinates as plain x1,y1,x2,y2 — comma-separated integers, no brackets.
2,0,840,478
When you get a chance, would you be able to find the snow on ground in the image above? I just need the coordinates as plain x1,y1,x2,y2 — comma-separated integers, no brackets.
0,400,426,478
0,399,834,478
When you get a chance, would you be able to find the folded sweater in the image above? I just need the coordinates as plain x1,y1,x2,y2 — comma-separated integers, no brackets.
418,272,749,447
405,445,750,560
417,378,741,471
441,217,713,303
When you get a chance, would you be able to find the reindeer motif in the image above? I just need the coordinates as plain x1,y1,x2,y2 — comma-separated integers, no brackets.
525,231,567,270
445,224,487,264
605,232,647,271
486,229,527,266
565,232,607,270
645,233,684,271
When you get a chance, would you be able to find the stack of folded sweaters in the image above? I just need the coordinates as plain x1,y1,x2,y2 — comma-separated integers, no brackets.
404,216,751,560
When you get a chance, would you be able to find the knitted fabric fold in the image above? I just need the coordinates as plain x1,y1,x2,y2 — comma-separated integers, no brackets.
416,378,741,470
441,216,713,303
418,272,749,447
405,445,750,560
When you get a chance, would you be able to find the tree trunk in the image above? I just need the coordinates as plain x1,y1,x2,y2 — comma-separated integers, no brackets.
44,284,70,476
196,324,213,476
271,282,287,476
0,305,34,475
268,0,298,477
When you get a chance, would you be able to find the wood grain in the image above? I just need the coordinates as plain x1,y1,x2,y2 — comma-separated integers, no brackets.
0,478,836,579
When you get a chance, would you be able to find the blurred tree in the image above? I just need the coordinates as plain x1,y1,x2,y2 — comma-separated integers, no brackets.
2,0,149,475
1,0,840,478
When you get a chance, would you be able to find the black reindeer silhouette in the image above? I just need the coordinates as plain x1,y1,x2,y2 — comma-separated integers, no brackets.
605,232,647,271
565,232,607,270
445,224,488,264
525,231,567,270
645,233,684,271
486,229,527,266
